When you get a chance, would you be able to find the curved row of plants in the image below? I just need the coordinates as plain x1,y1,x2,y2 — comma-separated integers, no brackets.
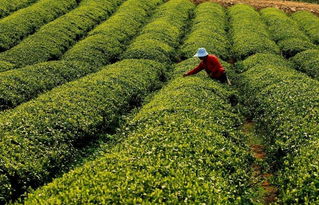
62,0,164,67
0,0,162,112
121,0,194,64
260,7,316,58
0,0,124,68
180,2,230,61
0,0,38,19
236,53,319,204
291,49,319,80
228,4,279,61
292,10,319,44
21,59,254,204
0,0,79,51
0,0,193,203
0,60,165,204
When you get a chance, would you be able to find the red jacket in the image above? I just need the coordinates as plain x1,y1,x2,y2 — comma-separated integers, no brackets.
186,55,225,78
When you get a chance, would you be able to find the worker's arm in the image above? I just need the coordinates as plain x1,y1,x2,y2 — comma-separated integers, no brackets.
183,62,204,77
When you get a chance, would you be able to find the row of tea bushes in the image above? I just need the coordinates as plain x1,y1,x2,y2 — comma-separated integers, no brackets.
292,11,319,44
0,61,96,111
0,0,79,51
180,2,230,60
260,8,316,58
0,0,38,19
122,0,195,64
236,53,319,204
0,0,124,68
0,59,165,204
62,0,164,67
22,59,254,204
0,0,163,111
228,4,279,60
291,49,319,80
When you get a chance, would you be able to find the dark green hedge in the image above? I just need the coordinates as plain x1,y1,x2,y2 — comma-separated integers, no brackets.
181,2,230,60
0,60,15,72
260,8,316,58
292,10,319,44
22,59,254,204
228,4,280,60
122,0,195,63
0,0,79,51
0,61,97,111
0,0,124,68
62,0,164,67
0,59,165,204
236,53,319,204
0,0,38,19
291,49,319,80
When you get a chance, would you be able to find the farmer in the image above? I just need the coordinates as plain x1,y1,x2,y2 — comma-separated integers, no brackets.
183,48,231,85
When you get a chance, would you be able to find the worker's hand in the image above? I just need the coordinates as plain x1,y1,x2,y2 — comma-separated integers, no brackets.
183,73,188,77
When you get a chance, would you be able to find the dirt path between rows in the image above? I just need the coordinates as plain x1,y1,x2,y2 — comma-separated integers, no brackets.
242,121,278,204
194,0,319,15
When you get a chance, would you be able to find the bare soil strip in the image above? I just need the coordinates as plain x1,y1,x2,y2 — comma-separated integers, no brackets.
194,0,319,15
242,121,278,204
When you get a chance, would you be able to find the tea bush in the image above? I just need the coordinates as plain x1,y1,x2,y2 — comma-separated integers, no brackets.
122,0,194,63
292,10,319,44
291,49,319,80
0,60,15,72
0,59,165,203
0,0,78,51
229,4,280,60
260,8,316,57
22,59,254,204
181,2,230,60
0,0,38,19
63,0,164,67
0,0,124,68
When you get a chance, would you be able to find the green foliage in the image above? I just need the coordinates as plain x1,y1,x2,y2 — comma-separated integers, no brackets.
122,0,195,63
0,60,15,72
291,49,319,80
292,10,319,44
22,59,254,204
229,4,280,60
0,59,165,203
0,0,38,19
260,8,316,57
0,0,124,68
63,0,164,67
0,61,98,111
236,53,319,204
0,0,78,51
181,2,230,60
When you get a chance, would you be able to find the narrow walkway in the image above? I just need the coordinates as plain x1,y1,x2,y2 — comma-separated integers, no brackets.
242,120,278,204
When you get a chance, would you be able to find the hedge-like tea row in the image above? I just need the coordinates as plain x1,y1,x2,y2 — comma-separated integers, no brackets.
236,54,319,203
180,2,230,60
22,59,254,204
62,0,164,67
291,49,319,80
292,11,319,44
122,0,195,63
0,0,79,51
0,61,98,111
0,59,165,203
260,8,316,58
228,4,279,60
0,60,15,72
0,0,124,68
0,0,38,19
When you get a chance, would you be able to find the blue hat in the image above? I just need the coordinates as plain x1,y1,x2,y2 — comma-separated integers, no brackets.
194,48,208,57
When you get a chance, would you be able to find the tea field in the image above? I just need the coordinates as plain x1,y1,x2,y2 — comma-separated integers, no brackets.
0,0,318,204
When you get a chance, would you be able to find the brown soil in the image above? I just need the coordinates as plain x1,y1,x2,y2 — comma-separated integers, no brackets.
194,0,319,15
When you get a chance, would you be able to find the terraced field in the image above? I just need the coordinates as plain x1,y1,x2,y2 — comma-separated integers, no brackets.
0,0,319,204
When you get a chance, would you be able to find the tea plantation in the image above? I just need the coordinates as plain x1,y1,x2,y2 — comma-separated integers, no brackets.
0,0,318,204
